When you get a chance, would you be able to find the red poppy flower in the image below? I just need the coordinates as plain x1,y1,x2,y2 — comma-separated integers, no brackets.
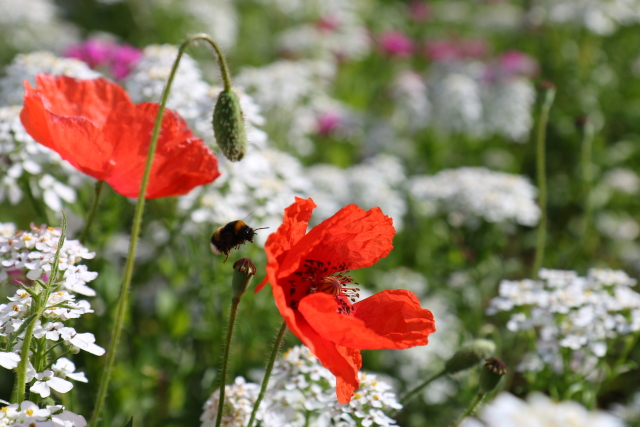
257,197,436,404
20,74,220,198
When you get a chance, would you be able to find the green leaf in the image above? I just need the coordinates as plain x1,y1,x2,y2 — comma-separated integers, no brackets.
123,417,133,427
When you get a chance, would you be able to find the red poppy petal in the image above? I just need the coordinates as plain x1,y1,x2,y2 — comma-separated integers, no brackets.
32,74,132,128
21,81,114,180
353,289,436,348
299,292,416,350
279,205,394,279
101,102,219,198
256,197,316,293
335,346,361,404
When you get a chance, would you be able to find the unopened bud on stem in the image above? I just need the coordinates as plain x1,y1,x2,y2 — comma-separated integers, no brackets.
479,358,507,393
213,89,248,162
232,258,256,299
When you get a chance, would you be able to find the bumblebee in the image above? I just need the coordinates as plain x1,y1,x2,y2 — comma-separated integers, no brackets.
210,220,267,262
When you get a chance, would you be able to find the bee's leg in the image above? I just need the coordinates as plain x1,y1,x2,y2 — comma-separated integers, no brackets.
224,252,230,263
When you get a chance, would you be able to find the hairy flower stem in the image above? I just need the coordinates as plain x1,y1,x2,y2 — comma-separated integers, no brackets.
80,180,104,243
531,84,556,279
247,322,288,427
90,33,232,426
398,368,446,406
215,297,241,427
451,392,486,427
11,213,66,403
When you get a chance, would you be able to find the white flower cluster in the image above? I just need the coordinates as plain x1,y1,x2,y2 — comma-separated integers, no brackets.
200,346,402,427
0,222,103,398
391,71,431,134
0,106,81,209
0,400,87,427
235,58,341,155
0,51,100,106
200,377,260,427
307,154,408,230
461,392,624,427
408,167,540,227
275,3,371,61
487,268,640,374
533,0,640,36
267,346,402,427
0,223,97,295
425,62,536,142
0,0,78,54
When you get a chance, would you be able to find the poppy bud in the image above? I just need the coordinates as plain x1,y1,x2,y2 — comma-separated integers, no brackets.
444,339,496,375
479,358,507,393
232,258,256,299
212,89,248,162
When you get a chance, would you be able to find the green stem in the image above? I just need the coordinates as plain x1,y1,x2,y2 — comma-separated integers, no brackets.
215,297,241,427
531,84,556,279
10,312,40,403
80,180,104,243
247,322,288,427
451,392,486,427
398,368,446,406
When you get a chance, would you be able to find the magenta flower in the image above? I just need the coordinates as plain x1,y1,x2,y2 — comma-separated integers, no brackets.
64,38,142,80
316,110,342,136
379,31,414,59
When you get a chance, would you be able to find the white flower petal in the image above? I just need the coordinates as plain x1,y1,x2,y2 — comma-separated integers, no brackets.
47,377,73,394
0,352,21,369
31,380,51,398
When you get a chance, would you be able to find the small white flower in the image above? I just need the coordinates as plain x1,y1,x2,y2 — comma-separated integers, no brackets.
52,358,88,383
59,329,105,356
0,351,21,369
30,370,74,398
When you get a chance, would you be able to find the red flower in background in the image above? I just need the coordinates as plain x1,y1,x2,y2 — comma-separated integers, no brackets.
20,74,220,199
257,197,436,404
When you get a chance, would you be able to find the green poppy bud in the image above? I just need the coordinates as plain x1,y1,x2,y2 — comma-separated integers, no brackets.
444,339,496,375
212,89,248,162
479,358,507,393
232,258,256,300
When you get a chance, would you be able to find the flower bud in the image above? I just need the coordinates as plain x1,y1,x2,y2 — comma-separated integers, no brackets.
232,258,256,299
212,89,248,162
444,339,496,375
479,358,507,393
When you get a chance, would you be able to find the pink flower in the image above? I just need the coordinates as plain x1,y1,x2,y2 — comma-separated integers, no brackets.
379,31,414,59
65,39,113,69
64,38,142,80
498,50,539,78
111,45,143,79
316,110,342,136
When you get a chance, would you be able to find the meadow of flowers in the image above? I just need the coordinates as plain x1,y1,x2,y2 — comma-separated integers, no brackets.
1,0,640,426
